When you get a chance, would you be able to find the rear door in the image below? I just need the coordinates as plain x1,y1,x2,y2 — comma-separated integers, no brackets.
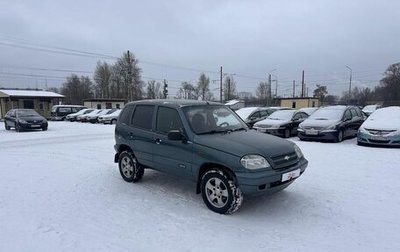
152,106,193,178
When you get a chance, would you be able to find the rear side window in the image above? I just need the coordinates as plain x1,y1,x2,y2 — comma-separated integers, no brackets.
132,105,155,130
119,105,134,125
260,110,269,117
156,107,183,134
350,108,358,117
344,110,352,120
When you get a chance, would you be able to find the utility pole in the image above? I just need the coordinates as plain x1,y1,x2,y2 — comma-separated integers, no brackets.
346,66,352,104
301,70,305,97
268,74,272,106
220,66,223,103
293,80,296,98
163,79,168,99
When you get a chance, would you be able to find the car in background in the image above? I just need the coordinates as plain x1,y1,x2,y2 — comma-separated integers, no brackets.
87,109,118,123
114,100,307,214
66,108,94,122
299,107,319,115
4,109,48,132
362,104,382,117
50,105,86,121
77,109,102,122
253,110,309,138
235,106,290,127
357,106,400,147
98,109,121,124
298,105,364,142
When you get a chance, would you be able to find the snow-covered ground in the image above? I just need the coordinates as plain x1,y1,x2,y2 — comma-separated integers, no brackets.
1,122,399,252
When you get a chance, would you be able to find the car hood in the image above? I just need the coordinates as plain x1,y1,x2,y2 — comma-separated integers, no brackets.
255,118,290,126
300,119,340,128
19,115,45,121
193,130,295,158
361,118,400,131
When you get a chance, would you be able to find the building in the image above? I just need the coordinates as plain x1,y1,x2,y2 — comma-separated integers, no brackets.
0,89,64,119
279,97,320,109
83,98,126,109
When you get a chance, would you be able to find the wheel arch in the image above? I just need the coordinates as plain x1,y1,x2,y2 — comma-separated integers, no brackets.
114,144,134,163
196,163,236,194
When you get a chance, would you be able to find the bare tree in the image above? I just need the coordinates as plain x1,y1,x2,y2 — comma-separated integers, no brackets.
94,61,111,98
256,81,268,105
61,74,93,104
177,81,197,99
223,76,237,101
146,80,162,99
197,73,210,101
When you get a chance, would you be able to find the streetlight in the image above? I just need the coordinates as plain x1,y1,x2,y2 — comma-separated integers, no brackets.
346,65,352,104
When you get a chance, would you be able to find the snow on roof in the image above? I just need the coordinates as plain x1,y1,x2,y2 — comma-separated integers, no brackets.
0,89,64,98
225,99,243,106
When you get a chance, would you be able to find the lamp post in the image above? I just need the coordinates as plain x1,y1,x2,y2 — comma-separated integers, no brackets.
346,65,352,104
267,69,277,106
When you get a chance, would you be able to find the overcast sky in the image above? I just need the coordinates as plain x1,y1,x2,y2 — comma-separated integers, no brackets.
0,0,399,98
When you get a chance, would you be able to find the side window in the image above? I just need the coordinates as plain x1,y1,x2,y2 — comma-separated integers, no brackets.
260,110,268,117
251,111,261,119
292,113,302,120
119,105,135,125
301,113,309,119
350,108,358,117
344,110,352,120
156,107,183,134
132,105,155,130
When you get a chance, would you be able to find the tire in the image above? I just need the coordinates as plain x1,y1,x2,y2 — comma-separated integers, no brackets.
15,123,21,132
335,130,344,143
111,119,117,125
201,169,243,215
284,128,290,138
42,126,48,131
118,151,144,183
5,123,10,130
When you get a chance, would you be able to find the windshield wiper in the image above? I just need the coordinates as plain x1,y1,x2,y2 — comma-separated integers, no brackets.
314,118,328,120
231,127,247,132
198,129,230,135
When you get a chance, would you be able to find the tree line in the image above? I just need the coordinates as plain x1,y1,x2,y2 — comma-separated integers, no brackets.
57,51,399,107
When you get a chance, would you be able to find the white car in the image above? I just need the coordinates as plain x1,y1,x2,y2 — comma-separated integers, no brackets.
66,109,94,121
362,104,382,116
86,109,118,123
77,109,102,122
357,106,400,146
98,110,121,124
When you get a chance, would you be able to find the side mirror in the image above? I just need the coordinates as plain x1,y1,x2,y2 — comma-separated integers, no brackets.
167,130,185,141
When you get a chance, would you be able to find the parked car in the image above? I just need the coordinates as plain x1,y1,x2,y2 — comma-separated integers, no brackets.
357,106,400,147
50,105,86,121
253,110,309,138
299,107,319,115
98,109,121,124
66,109,94,122
87,109,118,123
235,106,290,127
77,109,102,122
362,104,382,117
114,100,308,214
4,109,48,132
298,105,364,142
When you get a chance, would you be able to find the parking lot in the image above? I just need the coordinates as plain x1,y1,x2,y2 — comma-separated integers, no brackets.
1,122,399,252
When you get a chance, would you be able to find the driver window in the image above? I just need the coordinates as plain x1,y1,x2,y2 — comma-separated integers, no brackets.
292,113,302,120
156,107,183,134
344,110,352,120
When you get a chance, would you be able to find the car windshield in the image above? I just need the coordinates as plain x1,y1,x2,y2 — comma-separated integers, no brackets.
308,108,344,120
183,105,247,134
17,110,40,117
268,110,295,120
235,107,258,120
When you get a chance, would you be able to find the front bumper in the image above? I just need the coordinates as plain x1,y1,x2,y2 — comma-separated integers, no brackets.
236,158,308,195
298,129,338,141
358,132,400,147
19,122,48,129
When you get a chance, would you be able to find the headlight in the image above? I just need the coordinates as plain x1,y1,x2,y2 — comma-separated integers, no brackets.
293,144,304,159
270,124,280,129
18,119,27,123
358,127,368,134
240,155,270,170
324,124,337,130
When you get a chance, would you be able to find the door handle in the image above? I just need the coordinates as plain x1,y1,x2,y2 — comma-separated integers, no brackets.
155,138,162,144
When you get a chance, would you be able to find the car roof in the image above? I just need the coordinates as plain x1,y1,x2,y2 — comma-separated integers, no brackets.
126,99,222,108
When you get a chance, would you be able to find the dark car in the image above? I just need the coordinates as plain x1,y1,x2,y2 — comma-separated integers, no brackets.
297,105,364,142
4,109,48,132
235,106,290,128
50,105,86,121
253,110,309,138
114,100,308,214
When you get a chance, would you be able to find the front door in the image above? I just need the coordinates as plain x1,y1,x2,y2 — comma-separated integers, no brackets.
152,106,193,178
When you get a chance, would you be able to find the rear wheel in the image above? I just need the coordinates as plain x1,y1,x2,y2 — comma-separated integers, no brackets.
111,119,117,124
118,151,144,183
335,130,344,142
201,169,243,214
284,128,290,138
5,123,10,130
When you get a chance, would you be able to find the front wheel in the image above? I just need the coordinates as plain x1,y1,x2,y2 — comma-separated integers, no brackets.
283,128,290,138
111,119,117,125
335,130,344,142
118,151,144,183
15,123,21,132
201,170,243,214
5,123,10,130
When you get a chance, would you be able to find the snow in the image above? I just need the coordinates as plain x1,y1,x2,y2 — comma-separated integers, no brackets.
1,122,400,252
0,89,64,98
361,106,400,131
235,107,259,120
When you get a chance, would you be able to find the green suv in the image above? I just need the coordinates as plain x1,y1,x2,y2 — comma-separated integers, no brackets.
114,100,308,214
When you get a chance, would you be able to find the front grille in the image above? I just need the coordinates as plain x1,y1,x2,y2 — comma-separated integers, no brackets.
270,152,299,170
365,128,396,136
369,139,390,144
302,126,324,130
